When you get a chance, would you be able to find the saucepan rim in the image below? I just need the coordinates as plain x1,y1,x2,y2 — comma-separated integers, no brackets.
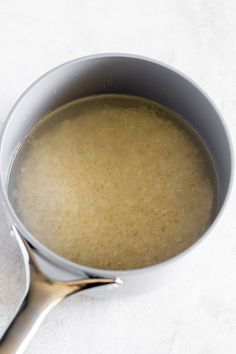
0,53,234,277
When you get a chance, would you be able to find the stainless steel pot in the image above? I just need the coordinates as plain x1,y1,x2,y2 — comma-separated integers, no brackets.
0,54,233,354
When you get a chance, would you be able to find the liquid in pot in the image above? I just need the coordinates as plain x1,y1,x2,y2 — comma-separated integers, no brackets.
9,94,217,270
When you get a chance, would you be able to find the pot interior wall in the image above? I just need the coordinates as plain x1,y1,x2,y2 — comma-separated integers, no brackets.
0,56,232,210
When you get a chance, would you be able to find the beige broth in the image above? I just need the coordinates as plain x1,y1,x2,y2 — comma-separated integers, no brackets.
10,94,217,270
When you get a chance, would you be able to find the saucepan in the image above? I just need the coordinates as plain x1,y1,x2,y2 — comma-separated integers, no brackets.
0,54,233,353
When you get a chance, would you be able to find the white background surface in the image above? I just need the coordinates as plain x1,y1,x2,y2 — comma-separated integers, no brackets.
0,1,236,353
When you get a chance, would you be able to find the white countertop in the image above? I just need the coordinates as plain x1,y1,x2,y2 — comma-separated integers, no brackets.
0,1,236,353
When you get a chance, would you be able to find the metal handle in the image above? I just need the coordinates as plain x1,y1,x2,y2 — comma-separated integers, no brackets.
0,228,119,354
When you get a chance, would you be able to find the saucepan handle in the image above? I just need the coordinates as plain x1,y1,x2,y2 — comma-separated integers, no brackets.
0,228,119,354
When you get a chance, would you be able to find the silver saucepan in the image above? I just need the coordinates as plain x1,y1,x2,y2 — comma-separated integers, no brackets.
0,54,233,353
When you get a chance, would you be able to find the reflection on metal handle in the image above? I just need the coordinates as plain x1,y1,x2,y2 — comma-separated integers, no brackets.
0,228,119,354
